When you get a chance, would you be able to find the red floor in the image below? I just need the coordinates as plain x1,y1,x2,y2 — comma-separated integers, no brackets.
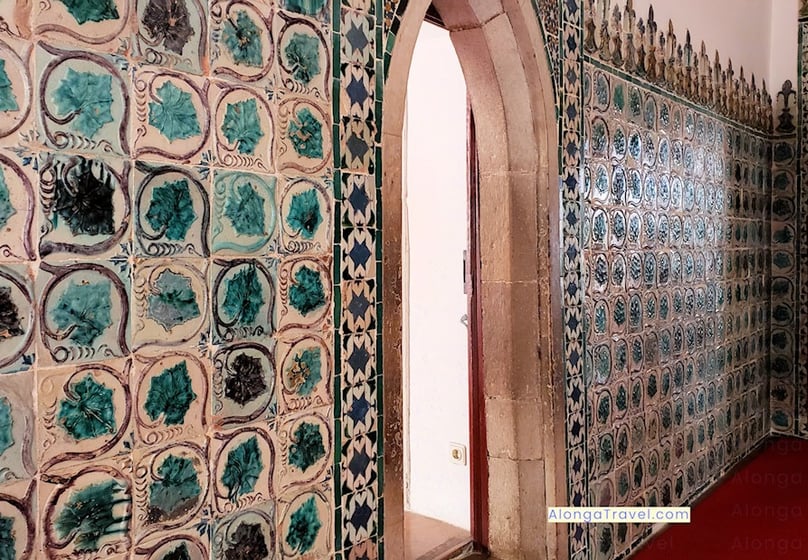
631,437,808,560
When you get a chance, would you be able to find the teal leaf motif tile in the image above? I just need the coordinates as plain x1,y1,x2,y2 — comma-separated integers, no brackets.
0,515,13,560
289,265,325,315
225,182,266,236
287,347,322,397
0,166,16,229
286,496,321,553
54,480,129,552
289,108,323,159
57,374,116,440
283,0,327,17
51,280,112,346
148,454,202,521
223,11,263,68
149,81,201,142
286,188,322,240
212,171,276,255
52,68,114,139
221,264,265,326
0,397,13,456
0,60,19,113
221,98,264,155
284,32,321,84
222,435,263,501
58,0,120,24
145,179,198,242
147,269,201,331
288,421,325,471
144,360,197,426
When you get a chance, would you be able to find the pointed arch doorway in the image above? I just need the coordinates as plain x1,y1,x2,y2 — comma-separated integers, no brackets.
381,1,568,558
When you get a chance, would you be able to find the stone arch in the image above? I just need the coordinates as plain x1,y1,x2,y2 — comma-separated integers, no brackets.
381,0,568,558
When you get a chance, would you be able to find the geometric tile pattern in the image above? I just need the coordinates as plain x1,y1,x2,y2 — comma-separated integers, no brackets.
799,18,808,438
771,80,799,436
583,62,771,559
0,0,358,557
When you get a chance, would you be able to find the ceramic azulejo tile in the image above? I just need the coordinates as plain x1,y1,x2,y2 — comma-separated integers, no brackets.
276,330,333,416
39,461,132,558
278,175,333,254
37,43,130,157
276,97,332,175
0,264,36,373
342,484,376,548
0,479,36,559
132,352,209,447
341,279,374,334
276,481,333,559
133,68,211,165
131,259,209,352
134,0,209,75
341,332,375,386
341,228,374,280
38,154,132,259
340,431,376,495
131,439,210,541
210,0,276,88
0,36,34,148
341,10,374,68
33,0,132,55
212,501,276,559
0,370,36,480
134,161,210,258
277,255,332,333
211,169,278,256
275,10,331,103
211,258,277,344
36,359,132,472
210,426,275,517
341,172,375,229
340,63,374,121
340,118,375,174
37,261,131,366
211,80,276,173
212,341,278,430
278,0,332,26
342,378,376,439
275,408,333,492
0,150,36,263
133,532,210,560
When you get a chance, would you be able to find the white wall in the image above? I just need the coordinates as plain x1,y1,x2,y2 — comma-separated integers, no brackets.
770,0,799,91
403,22,471,530
631,0,797,91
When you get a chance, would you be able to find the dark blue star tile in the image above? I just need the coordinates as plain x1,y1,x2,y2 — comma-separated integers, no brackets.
341,432,378,493
343,332,376,384
342,279,376,333
342,486,378,547
343,379,377,437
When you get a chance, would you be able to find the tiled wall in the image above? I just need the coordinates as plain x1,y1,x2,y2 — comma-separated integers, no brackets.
770,80,801,437
582,62,771,558
0,0,383,558
380,2,780,560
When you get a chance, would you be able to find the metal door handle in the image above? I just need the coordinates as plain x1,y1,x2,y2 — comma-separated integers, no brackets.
460,314,469,327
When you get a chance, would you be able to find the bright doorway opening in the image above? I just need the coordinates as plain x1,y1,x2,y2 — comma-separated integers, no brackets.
402,15,479,560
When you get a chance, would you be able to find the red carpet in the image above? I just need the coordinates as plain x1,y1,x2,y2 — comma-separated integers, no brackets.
631,437,808,560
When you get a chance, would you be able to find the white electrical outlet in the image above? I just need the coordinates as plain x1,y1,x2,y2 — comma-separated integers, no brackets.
449,443,467,465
